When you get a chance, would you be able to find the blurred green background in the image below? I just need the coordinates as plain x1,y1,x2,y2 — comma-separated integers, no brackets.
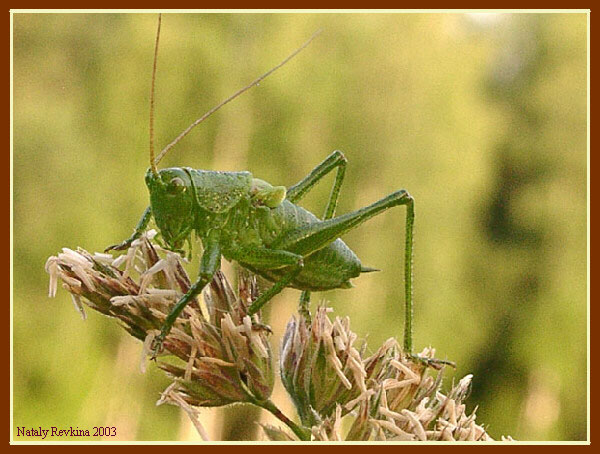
13,12,587,441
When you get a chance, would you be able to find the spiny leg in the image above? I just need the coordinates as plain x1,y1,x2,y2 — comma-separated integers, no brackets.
402,211,453,367
105,206,152,252
287,150,348,318
298,290,311,320
273,191,413,257
271,189,417,354
152,230,221,356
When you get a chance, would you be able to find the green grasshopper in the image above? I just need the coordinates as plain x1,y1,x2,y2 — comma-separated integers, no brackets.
106,15,450,366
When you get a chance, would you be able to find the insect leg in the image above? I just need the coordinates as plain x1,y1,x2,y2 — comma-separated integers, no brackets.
271,190,416,354
105,206,152,252
247,261,304,315
287,150,348,318
226,246,304,315
298,291,311,320
153,230,221,354
286,150,347,207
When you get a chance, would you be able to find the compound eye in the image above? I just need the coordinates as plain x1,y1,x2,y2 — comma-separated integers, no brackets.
167,177,185,193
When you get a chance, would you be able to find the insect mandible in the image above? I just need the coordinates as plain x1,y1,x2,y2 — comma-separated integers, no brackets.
105,15,447,366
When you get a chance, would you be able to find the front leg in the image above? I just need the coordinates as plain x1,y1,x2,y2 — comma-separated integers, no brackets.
105,206,152,252
152,230,221,356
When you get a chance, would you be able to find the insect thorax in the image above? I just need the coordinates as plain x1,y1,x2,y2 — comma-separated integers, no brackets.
146,167,290,249
186,169,253,213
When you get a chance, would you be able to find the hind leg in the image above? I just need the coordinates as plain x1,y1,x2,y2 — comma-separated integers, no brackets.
272,191,454,367
271,190,416,353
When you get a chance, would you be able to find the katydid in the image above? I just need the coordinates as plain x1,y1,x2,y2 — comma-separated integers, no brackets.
105,15,451,366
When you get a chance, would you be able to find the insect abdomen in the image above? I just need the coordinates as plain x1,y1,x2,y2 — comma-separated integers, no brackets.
248,200,365,291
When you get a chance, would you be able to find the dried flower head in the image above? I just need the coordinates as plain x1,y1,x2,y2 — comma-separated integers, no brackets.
353,370,498,441
158,270,274,407
280,306,419,428
280,306,509,441
46,234,511,442
46,231,273,409
280,307,372,426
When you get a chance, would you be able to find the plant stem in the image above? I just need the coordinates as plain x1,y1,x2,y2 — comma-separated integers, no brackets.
254,398,311,441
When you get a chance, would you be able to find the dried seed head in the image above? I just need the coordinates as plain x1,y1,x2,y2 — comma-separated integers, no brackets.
280,306,386,426
355,348,502,441
46,235,510,442
46,235,273,408
279,306,504,441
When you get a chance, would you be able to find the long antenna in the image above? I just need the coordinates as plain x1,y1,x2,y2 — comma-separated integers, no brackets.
149,13,162,176
154,28,323,167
